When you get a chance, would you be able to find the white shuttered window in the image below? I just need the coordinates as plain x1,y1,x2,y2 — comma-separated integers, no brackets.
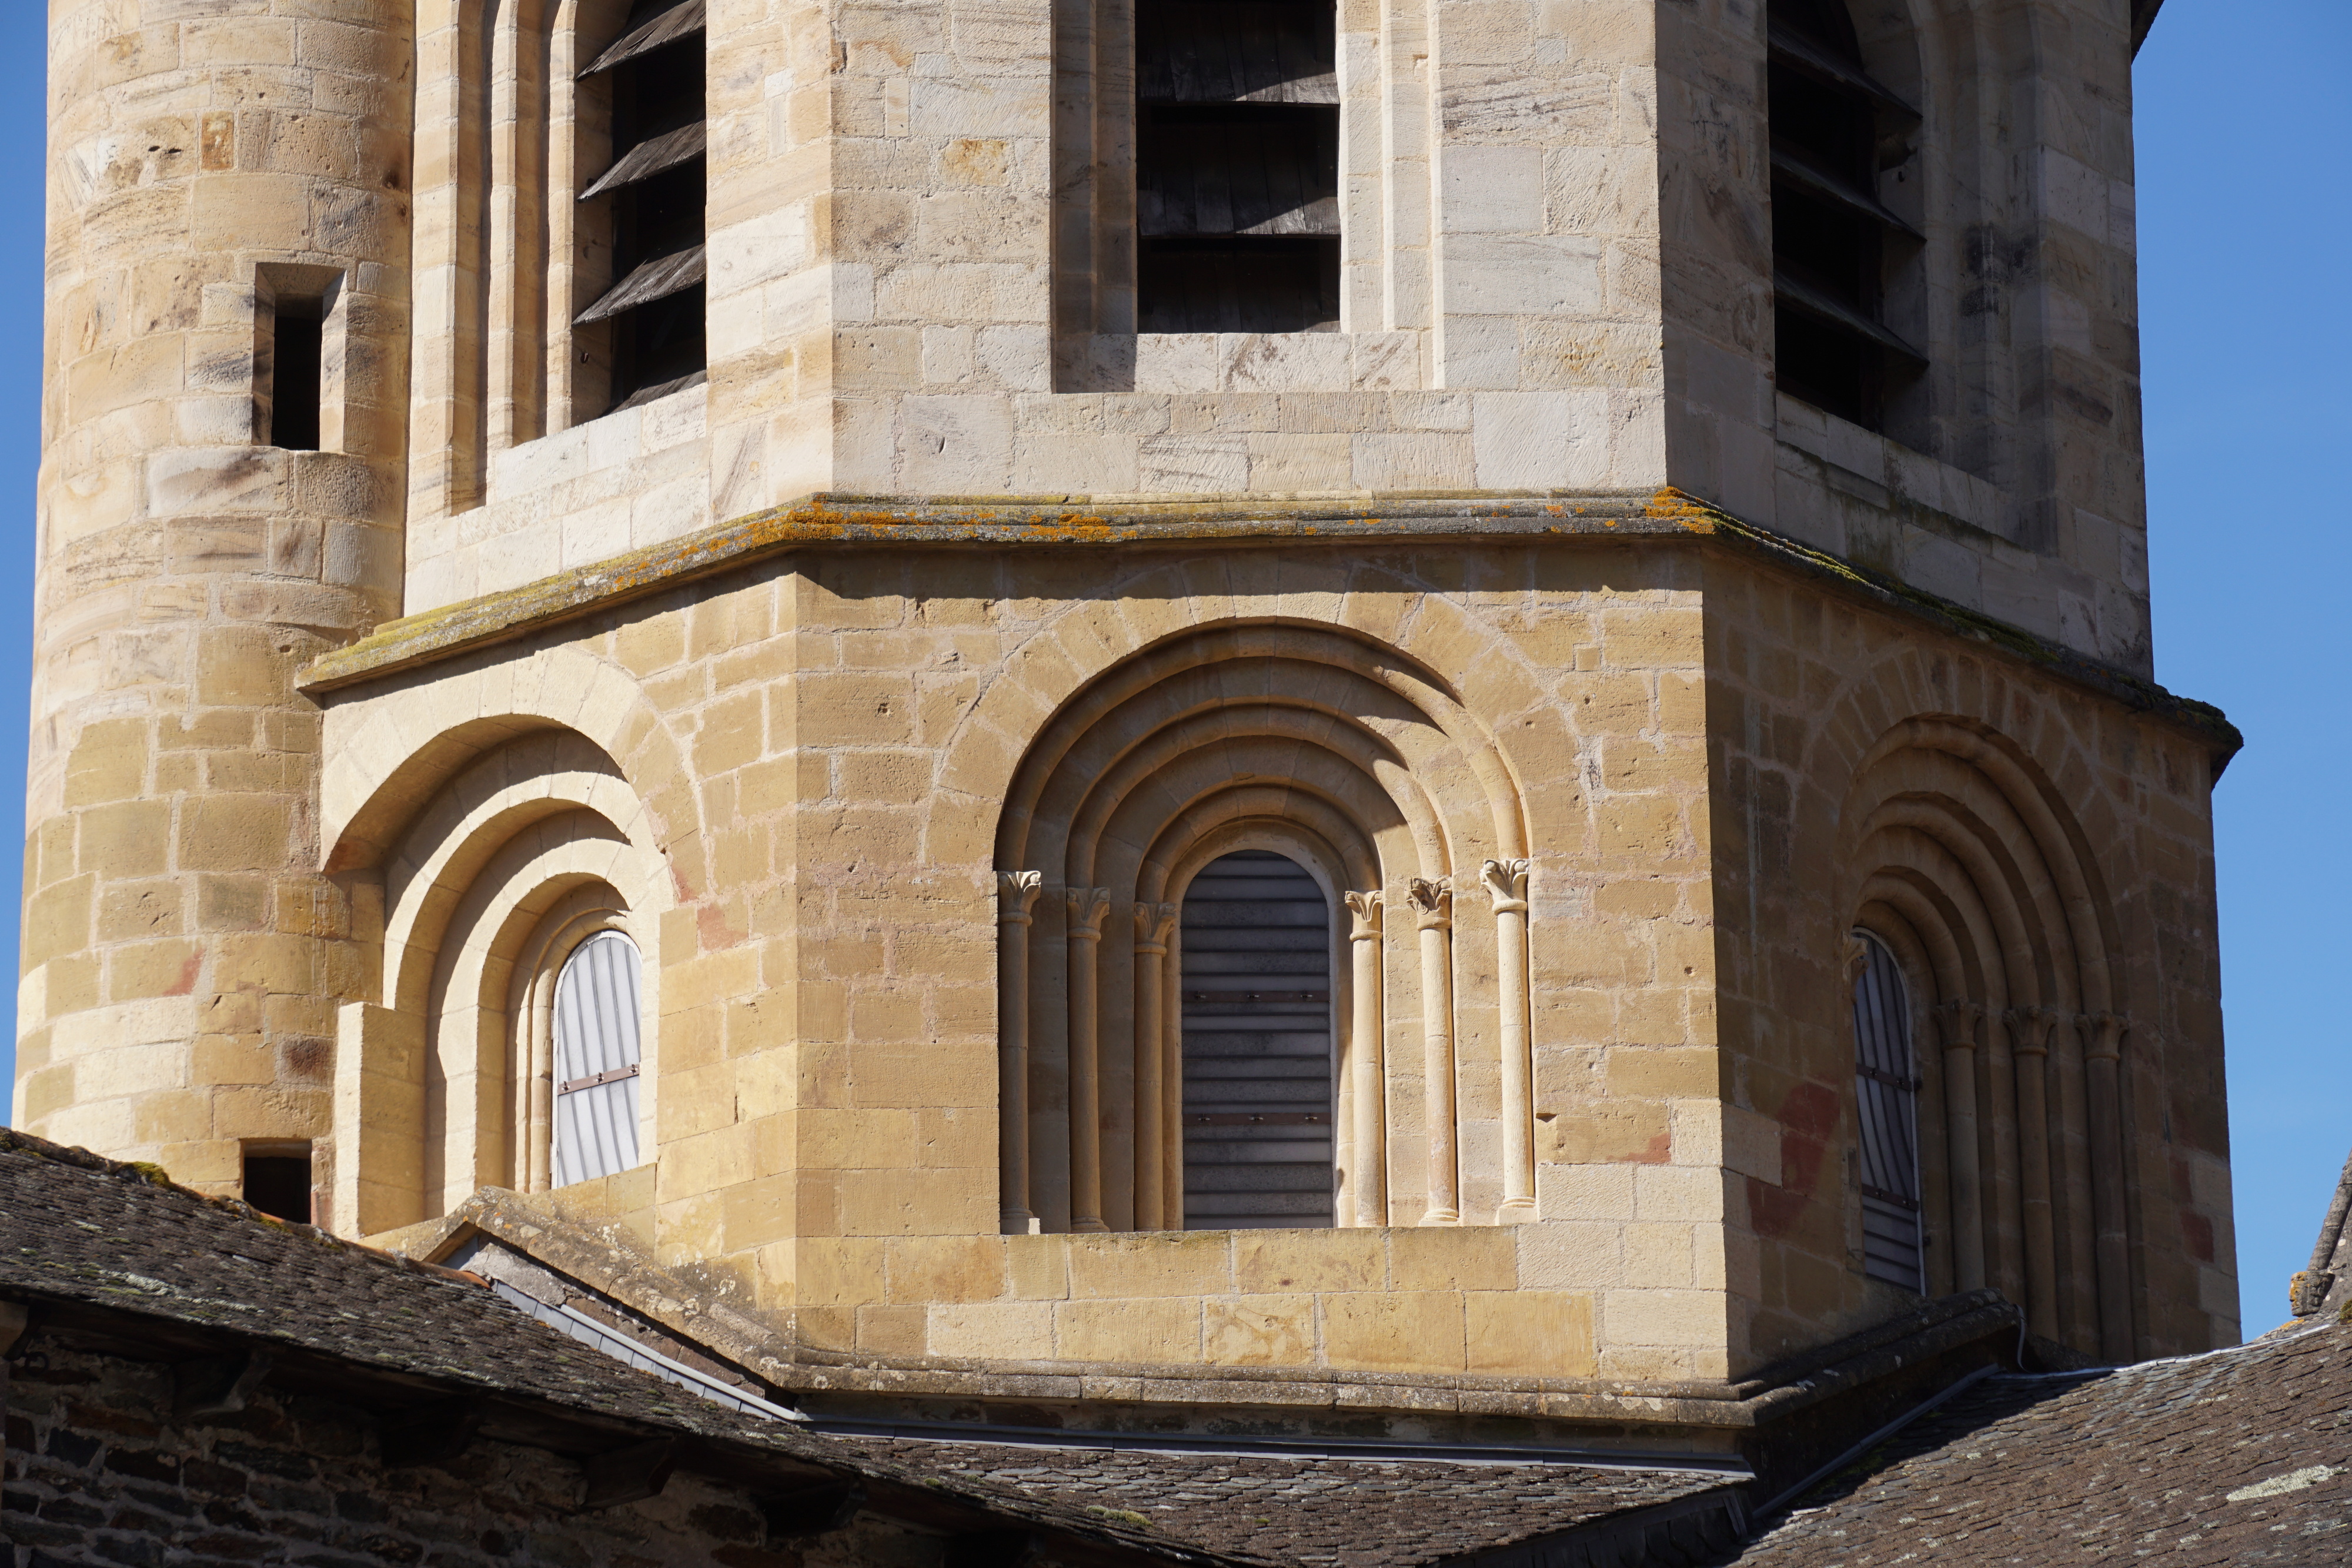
554,932,646,1188
1851,931,1924,1292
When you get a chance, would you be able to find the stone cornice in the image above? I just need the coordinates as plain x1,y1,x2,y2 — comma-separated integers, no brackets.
299,487,2240,767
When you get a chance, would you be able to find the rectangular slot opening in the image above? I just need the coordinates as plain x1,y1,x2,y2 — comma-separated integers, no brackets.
576,0,709,418
1135,0,1341,333
270,299,325,452
241,1142,314,1225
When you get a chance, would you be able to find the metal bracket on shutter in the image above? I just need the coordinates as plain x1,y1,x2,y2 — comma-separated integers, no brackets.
559,1062,643,1097
1860,1182,1922,1212
1183,988,1330,1004
1856,1062,1924,1092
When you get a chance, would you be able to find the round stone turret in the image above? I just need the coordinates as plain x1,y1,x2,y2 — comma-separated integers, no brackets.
15,3,413,1206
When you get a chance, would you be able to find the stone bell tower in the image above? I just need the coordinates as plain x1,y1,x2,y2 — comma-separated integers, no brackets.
14,0,2236,1438
13,5,413,1203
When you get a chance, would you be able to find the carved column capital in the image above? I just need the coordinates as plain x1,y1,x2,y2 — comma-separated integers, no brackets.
1345,890,1384,941
2004,1005,2059,1057
1065,887,1111,941
1132,901,1177,954
1408,877,1452,931
1932,998,1983,1049
997,870,1044,926
1840,932,1870,982
1479,858,1531,914
2079,1012,2128,1062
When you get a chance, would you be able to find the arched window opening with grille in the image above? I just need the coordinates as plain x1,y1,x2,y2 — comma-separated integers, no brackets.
1180,851,1338,1228
553,931,647,1188
1768,0,1924,431
1852,930,1925,1292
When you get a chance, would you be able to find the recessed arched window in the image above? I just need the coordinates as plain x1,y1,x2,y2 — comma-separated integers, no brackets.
1180,851,1338,1228
553,931,647,1188
1851,930,1924,1292
1768,0,1924,429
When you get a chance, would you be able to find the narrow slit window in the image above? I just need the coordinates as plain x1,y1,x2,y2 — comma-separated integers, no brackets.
1181,851,1337,1229
553,932,646,1188
1852,930,1925,1292
1768,0,1923,429
269,298,324,452
242,1142,314,1225
1136,0,1340,332
577,0,708,414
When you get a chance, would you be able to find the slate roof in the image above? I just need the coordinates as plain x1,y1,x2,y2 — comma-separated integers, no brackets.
843,1437,1724,1567
1729,1316,2352,1566
0,1129,1741,1566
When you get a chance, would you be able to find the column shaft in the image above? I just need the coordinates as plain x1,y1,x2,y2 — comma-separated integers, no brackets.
1131,902,1175,1231
1482,860,1535,1217
1345,892,1386,1227
1937,999,1987,1290
996,872,1043,1234
2007,1007,2060,1340
1065,888,1112,1233
1410,878,1458,1225
2084,1012,2133,1359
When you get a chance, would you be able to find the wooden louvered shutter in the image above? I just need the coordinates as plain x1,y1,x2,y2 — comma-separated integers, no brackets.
553,932,646,1188
1135,0,1341,331
1180,852,1337,1228
1851,931,1923,1291
576,0,709,412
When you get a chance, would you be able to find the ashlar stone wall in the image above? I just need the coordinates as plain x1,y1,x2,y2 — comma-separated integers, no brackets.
309,523,2233,1386
378,0,2158,670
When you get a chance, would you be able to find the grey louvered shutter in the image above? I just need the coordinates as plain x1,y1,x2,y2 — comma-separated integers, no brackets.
553,932,645,1188
1181,852,1337,1229
1852,931,1924,1291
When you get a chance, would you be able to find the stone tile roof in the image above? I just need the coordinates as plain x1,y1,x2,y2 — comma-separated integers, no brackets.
0,1129,1742,1565
1730,1318,2352,1565
842,1436,1727,1567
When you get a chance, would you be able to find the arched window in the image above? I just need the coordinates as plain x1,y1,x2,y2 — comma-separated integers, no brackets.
553,931,647,1188
1768,0,1924,429
1851,930,1923,1292
1179,851,1338,1228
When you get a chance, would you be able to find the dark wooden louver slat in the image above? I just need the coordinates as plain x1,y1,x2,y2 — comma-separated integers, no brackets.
1770,145,1922,239
1139,123,1340,236
1140,2,1339,104
1767,21,1917,117
1775,269,1925,363
583,122,707,200
583,0,707,78
577,245,708,326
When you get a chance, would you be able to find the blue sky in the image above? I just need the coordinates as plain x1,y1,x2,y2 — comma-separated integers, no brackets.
0,4,2343,1333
